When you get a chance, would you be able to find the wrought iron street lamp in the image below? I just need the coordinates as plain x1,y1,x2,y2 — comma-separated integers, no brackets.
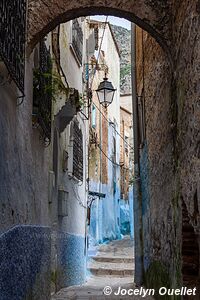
96,74,116,108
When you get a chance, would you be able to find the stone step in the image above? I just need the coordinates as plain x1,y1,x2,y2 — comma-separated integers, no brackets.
88,261,134,277
90,255,134,264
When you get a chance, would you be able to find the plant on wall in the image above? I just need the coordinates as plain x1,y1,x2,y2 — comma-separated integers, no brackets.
33,69,69,103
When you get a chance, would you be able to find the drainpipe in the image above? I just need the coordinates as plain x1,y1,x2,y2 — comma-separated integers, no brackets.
131,23,144,285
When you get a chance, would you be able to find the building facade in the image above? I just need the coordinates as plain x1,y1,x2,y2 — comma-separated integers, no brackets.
0,17,92,298
47,19,89,291
120,93,134,237
87,21,121,246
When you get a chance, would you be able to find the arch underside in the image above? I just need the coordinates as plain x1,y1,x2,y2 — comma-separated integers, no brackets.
27,0,172,56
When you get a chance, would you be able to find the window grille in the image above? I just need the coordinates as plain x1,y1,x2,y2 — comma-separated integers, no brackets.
0,0,27,92
72,19,83,65
73,121,83,181
125,136,129,154
33,40,52,142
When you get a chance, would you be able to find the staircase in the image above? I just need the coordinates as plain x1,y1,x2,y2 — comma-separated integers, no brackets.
86,236,135,290
88,254,134,277
52,237,155,299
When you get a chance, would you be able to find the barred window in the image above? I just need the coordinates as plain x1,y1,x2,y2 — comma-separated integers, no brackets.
33,40,52,142
71,19,83,65
72,121,83,181
0,0,27,92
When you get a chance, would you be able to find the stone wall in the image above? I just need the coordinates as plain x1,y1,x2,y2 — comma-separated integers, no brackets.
136,0,200,294
136,25,174,270
27,0,172,52
172,0,200,294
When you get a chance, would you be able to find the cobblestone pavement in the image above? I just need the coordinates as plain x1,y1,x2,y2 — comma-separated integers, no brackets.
51,237,154,299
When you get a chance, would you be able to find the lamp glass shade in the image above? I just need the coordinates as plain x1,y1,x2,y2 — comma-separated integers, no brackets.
96,77,116,108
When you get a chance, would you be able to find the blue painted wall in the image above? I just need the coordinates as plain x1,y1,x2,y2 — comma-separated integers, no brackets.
89,120,135,247
89,181,121,245
0,225,51,300
89,122,122,246
119,199,131,235
58,232,86,287
129,186,134,239
139,141,151,271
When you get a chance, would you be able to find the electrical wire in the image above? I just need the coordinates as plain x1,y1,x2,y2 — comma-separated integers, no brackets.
97,144,120,166
91,101,134,151
71,184,87,209
87,16,134,151
97,144,131,171
87,16,133,185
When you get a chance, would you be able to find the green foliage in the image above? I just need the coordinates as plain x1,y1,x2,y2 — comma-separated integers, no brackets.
120,64,131,80
77,93,85,109
129,175,136,186
51,270,57,284
33,69,69,102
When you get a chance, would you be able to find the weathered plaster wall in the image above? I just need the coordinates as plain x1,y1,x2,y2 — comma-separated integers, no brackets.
136,25,183,296
58,21,86,93
172,0,200,231
120,94,133,112
136,0,200,293
120,106,132,200
0,60,51,233
0,17,88,298
136,25,184,293
49,19,88,290
0,49,53,300
56,114,88,288
89,122,121,244
172,0,200,293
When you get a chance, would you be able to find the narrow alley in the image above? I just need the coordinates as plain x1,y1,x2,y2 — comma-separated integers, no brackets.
0,1,200,300
52,237,153,299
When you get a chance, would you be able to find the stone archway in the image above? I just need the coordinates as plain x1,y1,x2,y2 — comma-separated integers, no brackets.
27,0,172,56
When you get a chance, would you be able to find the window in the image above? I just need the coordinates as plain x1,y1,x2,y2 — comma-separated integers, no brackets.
33,39,52,142
92,105,96,128
72,120,83,181
71,19,83,65
125,136,129,154
0,0,26,92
